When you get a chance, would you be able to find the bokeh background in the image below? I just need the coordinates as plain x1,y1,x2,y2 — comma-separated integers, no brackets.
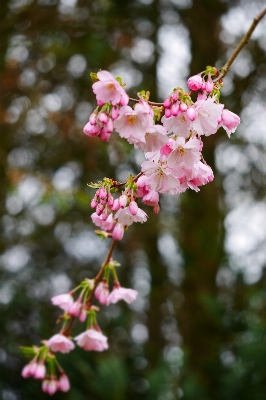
1,0,266,399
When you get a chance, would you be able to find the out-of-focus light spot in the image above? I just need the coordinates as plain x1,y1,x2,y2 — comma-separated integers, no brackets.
1,245,30,272
75,102,92,123
50,273,72,296
25,109,46,134
0,284,13,304
52,166,76,191
37,53,56,73
18,69,36,87
9,0,33,10
5,196,23,215
131,323,149,344
64,231,108,263
54,222,71,242
170,0,192,8
8,147,37,168
6,46,29,63
55,85,75,110
157,24,191,99
31,204,55,225
67,54,87,78
17,176,45,204
42,93,62,112
131,38,155,64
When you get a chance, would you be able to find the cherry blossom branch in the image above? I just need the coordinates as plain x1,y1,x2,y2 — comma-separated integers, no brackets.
129,97,164,106
86,239,116,307
111,172,143,188
215,6,266,82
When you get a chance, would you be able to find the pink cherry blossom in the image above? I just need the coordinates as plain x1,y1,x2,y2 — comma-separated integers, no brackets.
112,223,124,240
51,293,73,313
192,97,224,136
188,161,214,191
114,104,153,147
42,377,58,395
128,200,138,216
141,160,180,194
92,70,129,106
142,190,159,207
115,207,148,226
167,137,201,169
46,334,75,354
91,212,115,231
187,74,203,91
161,113,192,139
220,109,240,137
74,328,108,351
95,280,110,304
139,124,168,153
107,284,138,305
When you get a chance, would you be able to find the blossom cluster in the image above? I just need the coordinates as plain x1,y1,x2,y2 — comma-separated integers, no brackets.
22,67,240,395
21,267,138,393
85,68,240,239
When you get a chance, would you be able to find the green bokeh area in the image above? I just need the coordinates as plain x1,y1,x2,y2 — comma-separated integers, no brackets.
1,0,266,399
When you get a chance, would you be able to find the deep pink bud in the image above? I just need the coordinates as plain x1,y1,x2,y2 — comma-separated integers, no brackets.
106,118,114,133
22,363,33,378
112,198,120,211
98,112,108,124
165,108,172,118
42,379,49,393
69,300,81,317
96,204,104,216
205,75,214,93
111,106,119,120
47,378,58,395
186,107,196,121
201,81,206,90
171,103,180,117
99,186,107,200
108,195,114,207
112,223,124,241
99,127,111,142
171,91,178,102
89,112,97,125
180,103,187,112
163,97,171,108
187,74,203,91
79,308,87,322
129,201,138,216
119,195,128,208
91,198,97,208
97,100,104,107
101,210,109,221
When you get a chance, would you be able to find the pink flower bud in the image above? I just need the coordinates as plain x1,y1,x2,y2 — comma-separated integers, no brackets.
34,363,46,380
58,374,70,392
96,204,104,216
120,92,129,106
79,308,87,322
163,97,171,108
22,363,33,378
111,106,119,120
101,210,109,221
69,300,81,317
99,186,107,200
91,198,97,208
108,195,114,207
97,100,104,107
186,107,196,121
165,108,172,118
129,200,138,216
201,80,206,90
89,112,97,125
180,102,187,112
205,75,214,93
47,377,58,396
171,103,180,117
119,195,128,208
187,74,203,91
99,127,111,142
112,198,120,211
98,112,108,124
95,280,109,305
106,118,114,133
171,91,178,102
112,223,124,241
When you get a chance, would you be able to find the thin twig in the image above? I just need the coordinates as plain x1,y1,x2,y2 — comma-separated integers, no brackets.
111,172,143,188
214,7,266,82
129,97,164,106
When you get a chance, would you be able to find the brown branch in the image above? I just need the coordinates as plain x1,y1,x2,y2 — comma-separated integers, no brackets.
215,7,266,82
111,172,143,188
129,97,164,106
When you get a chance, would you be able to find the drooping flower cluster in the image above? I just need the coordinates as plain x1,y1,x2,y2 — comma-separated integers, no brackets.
22,66,240,395
85,68,240,238
21,267,138,394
